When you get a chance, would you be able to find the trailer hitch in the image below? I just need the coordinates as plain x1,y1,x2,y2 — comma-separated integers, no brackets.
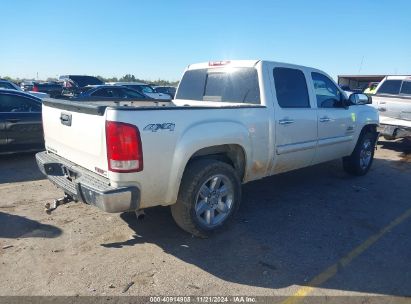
45,194,73,214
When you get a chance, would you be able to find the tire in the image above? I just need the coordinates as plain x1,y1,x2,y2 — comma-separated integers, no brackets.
343,130,377,176
171,159,241,238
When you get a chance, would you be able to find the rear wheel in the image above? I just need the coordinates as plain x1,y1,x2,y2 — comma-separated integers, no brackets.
171,159,241,237
343,130,377,176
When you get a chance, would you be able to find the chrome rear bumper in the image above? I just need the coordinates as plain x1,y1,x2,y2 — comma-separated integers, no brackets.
36,151,140,213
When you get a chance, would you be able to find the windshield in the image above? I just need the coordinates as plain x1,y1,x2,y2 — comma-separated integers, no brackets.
176,67,260,104
0,81,16,90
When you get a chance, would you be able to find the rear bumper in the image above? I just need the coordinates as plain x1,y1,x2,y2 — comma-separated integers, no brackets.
36,151,140,213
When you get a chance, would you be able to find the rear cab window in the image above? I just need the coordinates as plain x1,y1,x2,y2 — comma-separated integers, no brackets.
176,67,260,104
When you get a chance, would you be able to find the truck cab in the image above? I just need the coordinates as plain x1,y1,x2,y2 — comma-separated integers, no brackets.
372,75,411,139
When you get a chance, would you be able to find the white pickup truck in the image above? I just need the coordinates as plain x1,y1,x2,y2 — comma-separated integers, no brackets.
371,75,411,139
36,60,379,237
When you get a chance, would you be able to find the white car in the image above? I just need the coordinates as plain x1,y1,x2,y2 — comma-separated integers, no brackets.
371,75,411,139
0,79,50,99
36,60,379,237
107,82,171,100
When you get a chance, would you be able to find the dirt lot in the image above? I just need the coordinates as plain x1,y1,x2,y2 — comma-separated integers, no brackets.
0,139,410,300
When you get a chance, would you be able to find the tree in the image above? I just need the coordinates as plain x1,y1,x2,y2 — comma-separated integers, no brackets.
119,74,137,82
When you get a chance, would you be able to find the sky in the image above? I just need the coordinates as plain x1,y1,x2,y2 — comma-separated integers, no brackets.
1,0,410,81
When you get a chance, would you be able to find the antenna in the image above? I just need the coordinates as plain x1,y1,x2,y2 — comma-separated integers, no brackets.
358,56,364,74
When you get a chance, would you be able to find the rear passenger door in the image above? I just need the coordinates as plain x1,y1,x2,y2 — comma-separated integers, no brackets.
271,66,318,173
0,93,43,153
310,72,354,163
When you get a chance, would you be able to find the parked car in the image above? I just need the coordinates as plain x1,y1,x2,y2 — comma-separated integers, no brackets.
59,75,104,96
154,86,177,99
20,81,62,98
363,82,379,95
71,85,164,102
20,80,34,91
371,76,411,139
108,82,171,100
0,79,49,99
36,60,378,237
339,85,363,96
0,89,44,154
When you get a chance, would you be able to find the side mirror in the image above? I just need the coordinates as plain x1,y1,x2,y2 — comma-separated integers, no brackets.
348,93,372,105
349,93,372,105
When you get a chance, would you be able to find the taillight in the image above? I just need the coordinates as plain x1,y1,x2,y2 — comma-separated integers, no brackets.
32,84,39,92
106,121,143,173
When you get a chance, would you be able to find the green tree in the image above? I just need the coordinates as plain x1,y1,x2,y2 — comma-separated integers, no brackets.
119,74,137,82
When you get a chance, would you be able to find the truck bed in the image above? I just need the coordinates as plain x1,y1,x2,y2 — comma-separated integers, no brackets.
43,98,174,115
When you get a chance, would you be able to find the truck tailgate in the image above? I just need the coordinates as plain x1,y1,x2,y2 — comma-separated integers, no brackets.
42,102,108,177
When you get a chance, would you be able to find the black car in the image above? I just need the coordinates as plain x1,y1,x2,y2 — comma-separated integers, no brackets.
72,85,156,102
0,89,44,154
59,75,104,96
21,81,63,98
154,86,177,98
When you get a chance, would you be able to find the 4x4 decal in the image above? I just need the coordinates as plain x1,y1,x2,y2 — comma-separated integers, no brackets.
143,123,175,132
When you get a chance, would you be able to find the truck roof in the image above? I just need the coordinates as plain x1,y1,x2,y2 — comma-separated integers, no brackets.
186,60,325,73
384,75,411,80
187,60,260,70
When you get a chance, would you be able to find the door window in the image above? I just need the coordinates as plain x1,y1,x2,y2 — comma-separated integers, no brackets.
91,88,119,97
400,81,411,95
0,94,41,112
377,80,402,95
311,72,344,108
273,68,310,108
121,88,146,99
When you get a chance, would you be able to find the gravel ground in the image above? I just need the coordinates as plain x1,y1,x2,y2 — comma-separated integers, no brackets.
0,139,410,300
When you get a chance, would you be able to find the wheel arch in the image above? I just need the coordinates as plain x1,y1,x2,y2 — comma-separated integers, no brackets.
185,144,247,181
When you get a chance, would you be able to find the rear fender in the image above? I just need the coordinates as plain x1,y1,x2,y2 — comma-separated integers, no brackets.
165,121,251,204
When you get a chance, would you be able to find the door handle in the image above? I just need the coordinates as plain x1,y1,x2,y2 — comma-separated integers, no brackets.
6,119,21,123
319,117,331,123
279,119,295,125
60,113,72,126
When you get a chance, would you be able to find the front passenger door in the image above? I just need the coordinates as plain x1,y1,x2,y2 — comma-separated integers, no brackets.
311,72,355,163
